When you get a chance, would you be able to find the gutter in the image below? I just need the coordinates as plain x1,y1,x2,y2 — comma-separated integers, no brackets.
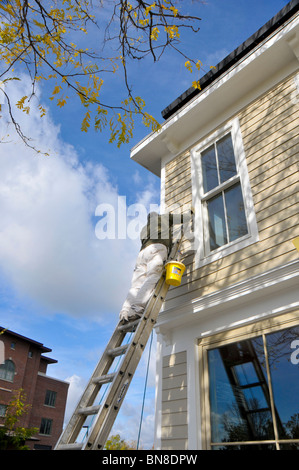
161,0,299,120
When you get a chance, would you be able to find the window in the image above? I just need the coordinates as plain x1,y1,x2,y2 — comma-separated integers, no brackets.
202,133,248,250
0,404,7,417
0,359,15,382
200,314,299,450
191,118,258,265
44,390,57,407
40,418,53,436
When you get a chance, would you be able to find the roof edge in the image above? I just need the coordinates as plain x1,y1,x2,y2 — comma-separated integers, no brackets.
161,0,299,120
0,326,52,353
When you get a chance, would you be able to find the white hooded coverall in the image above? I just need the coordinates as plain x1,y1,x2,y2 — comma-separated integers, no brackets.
119,211,191,322
119,243,167,322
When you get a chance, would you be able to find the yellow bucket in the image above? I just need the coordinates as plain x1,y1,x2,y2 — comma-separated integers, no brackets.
292,237,299,252
165,261,186,286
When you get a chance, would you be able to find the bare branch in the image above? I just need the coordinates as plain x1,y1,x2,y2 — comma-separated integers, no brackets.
0,0,202,147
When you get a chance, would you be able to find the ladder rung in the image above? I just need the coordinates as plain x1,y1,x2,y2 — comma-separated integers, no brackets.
92,373,116,385
107,344,130,357
246,407,271,414
240,381,266,389
54,235,184,451
78,404,102,416
118,319,140,332
56,442,83,450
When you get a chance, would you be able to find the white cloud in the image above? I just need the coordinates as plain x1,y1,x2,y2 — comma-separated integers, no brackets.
110,397,155,449
64,374,85,423
0,77,159,450
204,48,230,68
0,77,157,320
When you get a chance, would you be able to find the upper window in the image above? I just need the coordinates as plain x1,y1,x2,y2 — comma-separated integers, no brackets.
201,133,248,251
44,390,57,407
191,118,258,265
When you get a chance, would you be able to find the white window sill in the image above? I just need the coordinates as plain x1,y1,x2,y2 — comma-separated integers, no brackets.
194,231,259,268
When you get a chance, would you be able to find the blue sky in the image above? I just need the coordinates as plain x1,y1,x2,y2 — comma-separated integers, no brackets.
0,0,290,449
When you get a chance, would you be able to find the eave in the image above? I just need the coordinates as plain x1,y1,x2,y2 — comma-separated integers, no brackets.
130,3,299,177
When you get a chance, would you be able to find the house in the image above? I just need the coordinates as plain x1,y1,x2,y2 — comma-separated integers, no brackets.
0,327,69,450
131,0,299,450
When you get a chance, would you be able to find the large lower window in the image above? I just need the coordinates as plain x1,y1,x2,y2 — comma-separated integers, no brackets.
200,314,299,450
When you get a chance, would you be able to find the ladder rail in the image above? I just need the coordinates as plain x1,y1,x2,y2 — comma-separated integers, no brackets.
82,275,169,450
55,326,128,447
55,235,185,450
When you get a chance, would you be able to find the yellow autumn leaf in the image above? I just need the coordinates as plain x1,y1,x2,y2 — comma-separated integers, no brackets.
52,85,62,95
192,80,201,90
185,61,192,73
150,27,160,41
196,60,202,70
16,95,28,110
81,111,91,132
57,97,68,108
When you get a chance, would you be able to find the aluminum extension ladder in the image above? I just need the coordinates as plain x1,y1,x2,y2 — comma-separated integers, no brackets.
55,239,183,451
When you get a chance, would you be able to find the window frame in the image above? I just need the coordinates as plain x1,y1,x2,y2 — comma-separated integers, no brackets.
39,417,53,436
44,389,57,408
0,359,15,382
191,117,259,267
0,404,7,417
198,311,299,450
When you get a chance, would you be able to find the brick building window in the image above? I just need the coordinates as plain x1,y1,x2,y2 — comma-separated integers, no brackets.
44,390,57,407
0,404,7,417
0,359,15,382
40,418,53,435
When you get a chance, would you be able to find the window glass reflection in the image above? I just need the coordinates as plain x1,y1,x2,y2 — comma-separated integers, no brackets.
217,134,237,184
224,184,248,241
202,145,218,193
207,194,227,250
212,444,277,451
207,325,299,449
265,326,299,440
208,338,274,444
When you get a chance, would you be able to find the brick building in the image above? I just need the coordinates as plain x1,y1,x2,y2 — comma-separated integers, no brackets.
0,327,69,450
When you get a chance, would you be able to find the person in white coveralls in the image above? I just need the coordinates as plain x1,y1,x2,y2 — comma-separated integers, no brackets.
119,208,194,322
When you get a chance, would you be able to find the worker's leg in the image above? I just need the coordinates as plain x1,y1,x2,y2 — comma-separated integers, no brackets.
119,249,147,321
130,244,167,315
